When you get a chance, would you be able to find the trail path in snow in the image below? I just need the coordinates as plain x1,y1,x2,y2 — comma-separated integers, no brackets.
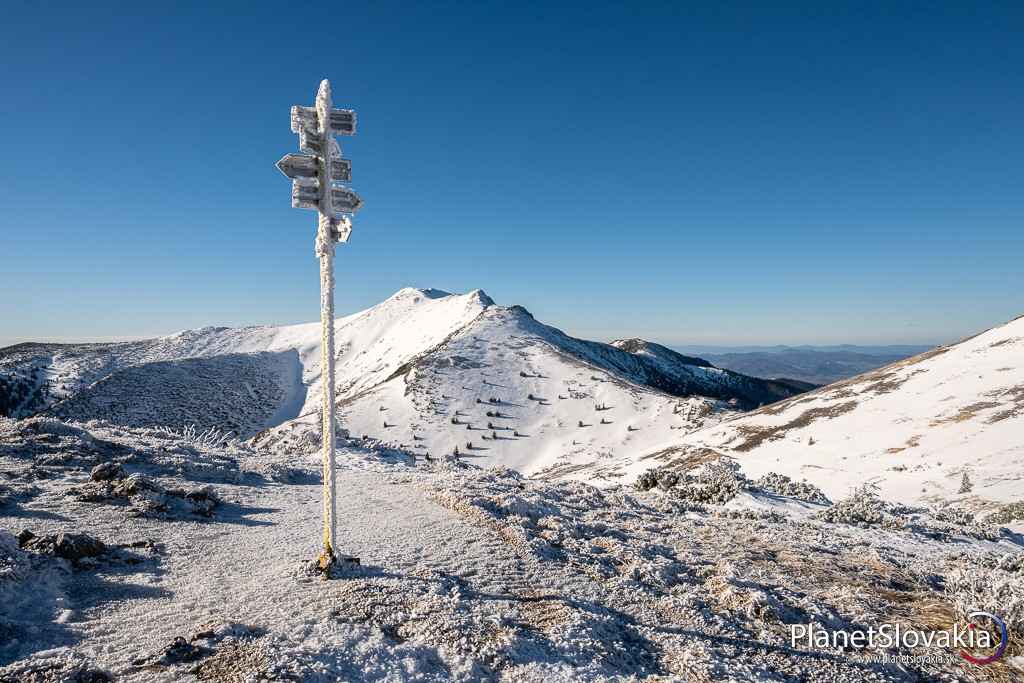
11,463,537,681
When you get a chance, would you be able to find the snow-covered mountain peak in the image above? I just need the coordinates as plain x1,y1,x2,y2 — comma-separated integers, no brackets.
370,287,494,320
466,288,495,307
384,286,453,302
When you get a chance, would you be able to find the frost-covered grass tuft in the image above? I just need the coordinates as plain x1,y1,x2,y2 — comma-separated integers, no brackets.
155,423,238,449
637,462,830,506
944,563,1024,628
752,472,831,505
986,500,1024,525
813,484,1006,542
816,482,908,529
635,460,745,504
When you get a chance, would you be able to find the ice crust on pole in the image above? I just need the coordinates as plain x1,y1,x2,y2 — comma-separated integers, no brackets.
278,78,363,567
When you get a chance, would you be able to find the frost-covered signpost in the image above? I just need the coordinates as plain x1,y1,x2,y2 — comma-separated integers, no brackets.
277,80,363,572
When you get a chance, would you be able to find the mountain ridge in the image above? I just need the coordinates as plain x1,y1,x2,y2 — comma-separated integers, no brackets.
0,288,808,480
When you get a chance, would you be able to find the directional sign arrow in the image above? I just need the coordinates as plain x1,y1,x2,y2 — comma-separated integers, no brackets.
277,153,351,183
298,128,324,156
291,105,356,136
276,153,318,179
290,105,317,135
291,178,320,210
331,187,363,214
328,109,356,136
330,158,352,182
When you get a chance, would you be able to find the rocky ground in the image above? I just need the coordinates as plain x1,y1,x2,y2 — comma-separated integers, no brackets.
1,416,1022,681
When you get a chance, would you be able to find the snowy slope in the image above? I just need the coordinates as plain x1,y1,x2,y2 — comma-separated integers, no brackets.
318,291,808,481
626,315,1024,506
49,352,300,437
0,288,805,476
0,288,488,437
328,302,717,481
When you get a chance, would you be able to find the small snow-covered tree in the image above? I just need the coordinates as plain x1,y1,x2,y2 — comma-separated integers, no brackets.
959,471,973,494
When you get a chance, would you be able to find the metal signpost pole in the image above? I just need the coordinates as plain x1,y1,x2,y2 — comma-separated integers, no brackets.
277,79,363,571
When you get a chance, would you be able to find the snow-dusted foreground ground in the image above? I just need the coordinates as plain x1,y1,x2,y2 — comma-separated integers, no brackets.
2,417,1022,681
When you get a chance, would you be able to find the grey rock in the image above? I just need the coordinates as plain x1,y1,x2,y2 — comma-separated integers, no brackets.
23,531,107,567
90,462,126,482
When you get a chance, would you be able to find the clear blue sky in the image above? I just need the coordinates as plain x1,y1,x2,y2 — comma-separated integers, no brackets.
2,2,1022,348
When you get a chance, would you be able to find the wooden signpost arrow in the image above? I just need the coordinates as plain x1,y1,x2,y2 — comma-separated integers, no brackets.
277,79,363,574
276,153,318,179
330,186,363,214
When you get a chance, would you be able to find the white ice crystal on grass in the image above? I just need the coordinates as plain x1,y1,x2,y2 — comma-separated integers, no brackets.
752,472,831,505
944,563,1024,630
986,500,1024,526
812,483,1007,542
636,461,831,508
154,424,238,449
816,482,906,528
635,461,745,503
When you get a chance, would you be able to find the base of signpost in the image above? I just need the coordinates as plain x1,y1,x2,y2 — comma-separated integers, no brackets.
309,551,361,580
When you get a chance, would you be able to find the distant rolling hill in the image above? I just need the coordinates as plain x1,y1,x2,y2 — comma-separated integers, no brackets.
690,346,933,385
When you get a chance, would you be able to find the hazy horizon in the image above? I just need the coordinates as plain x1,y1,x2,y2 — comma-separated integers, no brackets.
0,284,978,351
